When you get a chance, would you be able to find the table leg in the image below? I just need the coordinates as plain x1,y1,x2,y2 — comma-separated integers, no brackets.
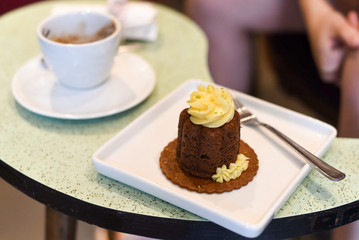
107,230,116,240
45,207,77,240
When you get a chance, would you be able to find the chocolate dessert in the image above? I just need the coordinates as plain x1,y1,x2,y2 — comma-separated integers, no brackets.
159,84,259,193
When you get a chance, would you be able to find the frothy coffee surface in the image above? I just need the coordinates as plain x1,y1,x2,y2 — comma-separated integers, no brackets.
48,21,116,44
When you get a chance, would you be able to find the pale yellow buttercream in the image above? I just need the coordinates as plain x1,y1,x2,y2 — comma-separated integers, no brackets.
187,85,235,128
212,154,249,183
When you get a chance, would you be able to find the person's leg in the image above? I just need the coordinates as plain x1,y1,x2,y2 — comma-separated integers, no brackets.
332,221,359,240
336,9,359,138
184,0,305,92
338,49,359,137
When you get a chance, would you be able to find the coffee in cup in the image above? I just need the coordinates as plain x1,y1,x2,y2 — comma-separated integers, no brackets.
47,21,116,44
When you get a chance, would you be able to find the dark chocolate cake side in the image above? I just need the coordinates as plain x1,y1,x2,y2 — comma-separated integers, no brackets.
176,108,240,178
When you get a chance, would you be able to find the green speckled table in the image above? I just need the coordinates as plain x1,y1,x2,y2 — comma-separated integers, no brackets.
1,1,359,239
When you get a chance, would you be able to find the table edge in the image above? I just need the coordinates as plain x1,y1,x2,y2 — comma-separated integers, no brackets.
1,159,358,239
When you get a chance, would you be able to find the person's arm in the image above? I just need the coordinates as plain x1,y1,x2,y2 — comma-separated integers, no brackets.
299,0,359,83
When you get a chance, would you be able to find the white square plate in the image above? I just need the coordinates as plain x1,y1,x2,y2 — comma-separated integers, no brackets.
92,80,336,238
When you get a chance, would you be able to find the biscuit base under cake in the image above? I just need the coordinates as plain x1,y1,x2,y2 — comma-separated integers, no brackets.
160,139,259,194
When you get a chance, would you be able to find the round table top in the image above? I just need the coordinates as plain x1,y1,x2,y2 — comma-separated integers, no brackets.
1,1,359,239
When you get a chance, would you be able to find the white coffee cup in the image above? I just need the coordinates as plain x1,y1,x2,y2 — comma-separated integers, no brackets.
37,11,122,89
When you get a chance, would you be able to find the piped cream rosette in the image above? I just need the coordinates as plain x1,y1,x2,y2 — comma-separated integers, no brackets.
212,154,249,183
187,85,235,128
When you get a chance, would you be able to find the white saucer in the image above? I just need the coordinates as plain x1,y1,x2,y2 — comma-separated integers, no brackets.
11,52,156,119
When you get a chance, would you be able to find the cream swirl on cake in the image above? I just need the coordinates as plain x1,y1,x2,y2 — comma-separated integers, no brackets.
212,154,249,183
187,85,235,128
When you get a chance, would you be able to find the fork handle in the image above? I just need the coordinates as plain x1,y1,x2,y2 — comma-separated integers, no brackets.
258,122,345,181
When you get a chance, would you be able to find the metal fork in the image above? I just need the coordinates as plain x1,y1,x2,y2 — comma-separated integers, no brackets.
232,95,345,181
